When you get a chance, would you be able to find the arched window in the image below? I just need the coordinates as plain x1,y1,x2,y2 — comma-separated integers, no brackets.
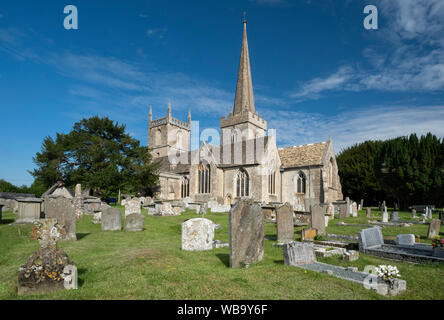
268,168,276,194
176,130,183,148
181,177,189,198
236,169,249,197
155,128,161,146
296,172,306,194
198,163,210,194
328,158,333,188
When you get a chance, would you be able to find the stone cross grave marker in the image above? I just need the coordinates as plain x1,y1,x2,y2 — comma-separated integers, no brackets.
229,199,264,268
276,203,294,243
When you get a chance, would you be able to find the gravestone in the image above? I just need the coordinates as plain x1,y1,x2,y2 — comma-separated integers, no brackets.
283,242,316,266
18,219,77,295
155,202,177,216
73,184,83,219
411,209,417,219
124,213,145,232
396,234,415,246
199,202,208,215
229,199,264,268
301,228,317,241
345,197,351,217
352,202,358,217
125,198,141,216
181,218,217,251
44,196,77,241
101,207,122,231
390,211,399,222
360,199,364,210
358,227,384,251
382,208,389,223
428,207,433,219
311,204,325,236
421,214,426,223
427,220,441,239
338,203,347,219
276,203,294,243
16,198,42,224
366,207,371,218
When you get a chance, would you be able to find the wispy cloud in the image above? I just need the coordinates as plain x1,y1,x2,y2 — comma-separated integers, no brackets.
265,105,444,152
146,28,167,38
251,0,289,7
290,0,444,102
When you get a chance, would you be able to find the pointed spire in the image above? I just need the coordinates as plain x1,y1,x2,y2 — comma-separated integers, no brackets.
167,100,171,120
233,19,255,115
149,105,152,123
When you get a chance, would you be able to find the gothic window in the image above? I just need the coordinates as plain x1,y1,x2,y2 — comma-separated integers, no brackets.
198,163,210,194
236,169,249,197
268,169,276,194
155,128,161,146
181,177,189,198
296,172,306,194
328,158,333,188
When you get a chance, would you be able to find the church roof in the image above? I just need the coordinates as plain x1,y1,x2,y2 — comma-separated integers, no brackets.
233,20,255,115
278,141,328,168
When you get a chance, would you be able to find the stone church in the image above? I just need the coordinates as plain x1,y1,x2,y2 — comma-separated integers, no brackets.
147,20,343,211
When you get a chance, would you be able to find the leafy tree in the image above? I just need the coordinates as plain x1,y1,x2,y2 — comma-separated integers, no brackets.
30,116,159,199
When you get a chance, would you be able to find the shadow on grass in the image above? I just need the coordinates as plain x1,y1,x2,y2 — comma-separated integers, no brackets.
265,234,276,241
273,259,284,265
78,267,87,287
1,219,15,224
76,233,91,240
216,253,230,267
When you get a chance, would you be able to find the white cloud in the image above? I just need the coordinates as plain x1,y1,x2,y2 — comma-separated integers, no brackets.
146,28,167,38
264,105,444,152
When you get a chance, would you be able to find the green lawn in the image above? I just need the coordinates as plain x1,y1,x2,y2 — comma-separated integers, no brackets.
0,207,442,300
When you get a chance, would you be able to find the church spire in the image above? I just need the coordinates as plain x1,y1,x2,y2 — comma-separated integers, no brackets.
233,19,255,115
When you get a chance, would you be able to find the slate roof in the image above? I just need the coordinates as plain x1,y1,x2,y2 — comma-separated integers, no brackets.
0,192,36,200
41,181,75,198
278,141,328,168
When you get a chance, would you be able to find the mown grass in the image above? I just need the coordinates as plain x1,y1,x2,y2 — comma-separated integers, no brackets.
0,206,442,300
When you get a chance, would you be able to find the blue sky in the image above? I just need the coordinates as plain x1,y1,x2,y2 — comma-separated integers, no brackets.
1,0,443,186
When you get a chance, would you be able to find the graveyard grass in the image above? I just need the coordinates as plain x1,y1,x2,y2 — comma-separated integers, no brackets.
0,207,443,300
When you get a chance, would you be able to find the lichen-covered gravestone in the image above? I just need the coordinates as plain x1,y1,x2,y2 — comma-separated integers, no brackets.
229,199,264,268
44,196,77,241
181,218,217,251
125,198,141,216
124,213,145,232
311,204,325,236
427,219,441,239
276,203,294,243
301,228,317,241
101,207,122,231
283,242,316,266
18,219,77,295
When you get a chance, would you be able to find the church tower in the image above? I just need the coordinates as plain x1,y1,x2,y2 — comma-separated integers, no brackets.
148,101,191,159
220,19,267,145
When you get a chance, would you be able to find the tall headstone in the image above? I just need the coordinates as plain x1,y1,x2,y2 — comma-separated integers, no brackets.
366,207,371,218
360,199,364,211
181,218,217,251
101,207,122,231
382,208,389,223
427,219,441,239
229,199,264,268
283,242,316,266
428,207,433,219
276,203,294,243
345,197,351,217
311,204,325,235
352,202,358,217
44,196,77,241
124,213,145,232
125,198,141,216
411,209,417,219
338,203,347,219
18,219,77,295
73,184,83,219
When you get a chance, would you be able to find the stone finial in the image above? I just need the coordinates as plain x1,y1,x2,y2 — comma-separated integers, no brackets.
187,109,191,124
149,105,152,123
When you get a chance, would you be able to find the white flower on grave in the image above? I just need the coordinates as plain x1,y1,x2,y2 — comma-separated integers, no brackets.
375,265,401,282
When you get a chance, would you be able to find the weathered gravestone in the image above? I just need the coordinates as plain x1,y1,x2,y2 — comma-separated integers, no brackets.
396,234,415,246
229,199,264,268
73,184,83,219
125,198,141,216
366,207,371,218
345,197,351,217
358,227,384,251
124,213,145,232
44,196,77,241
411,209,417,219
276,203,294,243
301,228,317,241
428,207,433,219
181,218,217,251
155,202,178,216
390,211,399,222
360,199,364,210
199,202,208,215
283,242,316,266
101,207,122,231
311,204,325,236
427,219,441,239
352,202,358,217
338,203,347,219
18,219,77,295
16,197,42,224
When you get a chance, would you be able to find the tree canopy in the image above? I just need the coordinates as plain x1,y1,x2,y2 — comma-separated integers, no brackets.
30,116,159,199
337,133,444,209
